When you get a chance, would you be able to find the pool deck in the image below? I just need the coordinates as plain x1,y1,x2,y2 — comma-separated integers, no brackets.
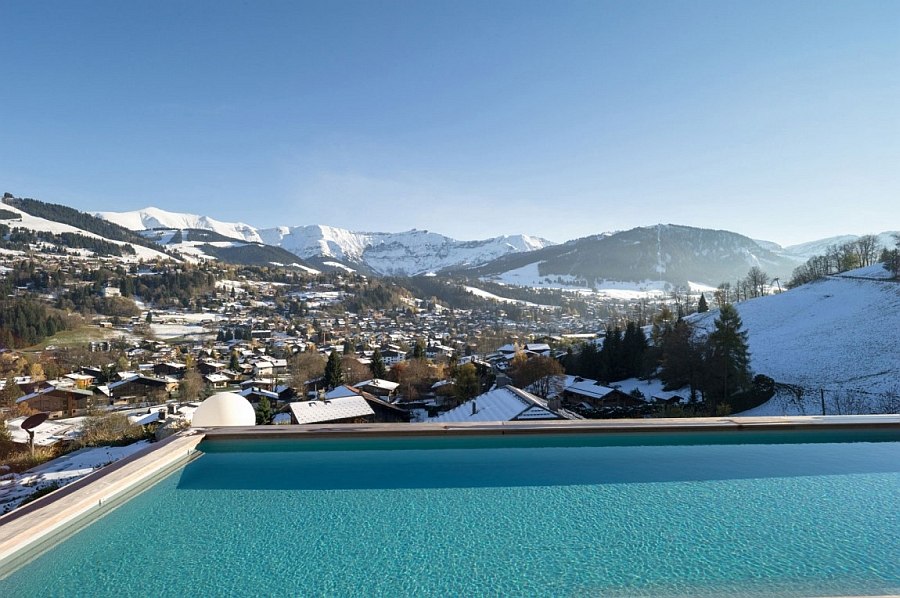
1,415,899,581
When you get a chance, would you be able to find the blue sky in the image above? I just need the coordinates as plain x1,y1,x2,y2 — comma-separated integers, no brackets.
1,0,897,245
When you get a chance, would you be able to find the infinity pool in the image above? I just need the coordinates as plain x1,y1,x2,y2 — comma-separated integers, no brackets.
3,430,899,596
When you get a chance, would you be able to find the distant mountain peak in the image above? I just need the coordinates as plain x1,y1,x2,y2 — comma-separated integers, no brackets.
95,207,554,275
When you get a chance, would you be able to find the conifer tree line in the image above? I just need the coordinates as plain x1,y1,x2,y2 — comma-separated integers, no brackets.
0,298,72,348
566,303,764,413
2,195,166,252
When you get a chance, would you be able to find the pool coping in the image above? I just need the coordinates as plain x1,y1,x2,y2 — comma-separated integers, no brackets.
199,413,900,439
0,431,205,577
1,415,899,584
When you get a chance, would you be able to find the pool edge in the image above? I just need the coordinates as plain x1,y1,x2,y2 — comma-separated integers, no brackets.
0,432,205,577
198,414,900,439
1,415,899,588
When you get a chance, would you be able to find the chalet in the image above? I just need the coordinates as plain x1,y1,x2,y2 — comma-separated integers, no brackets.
380,348,406,366
524,343,551,357
204,373,230,390
241,384,294,406
16,385,95,419
64,372,95,390
428,385,576,423
198,360,227,375
153,362,187,379
109,375,178,401
241,378,276,392
425,343,454,359
285,395,375,425
353,378,399,399
562,377,642,409
321,385,409,423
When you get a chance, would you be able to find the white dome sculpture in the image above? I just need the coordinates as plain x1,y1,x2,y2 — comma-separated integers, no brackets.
191,392,256,427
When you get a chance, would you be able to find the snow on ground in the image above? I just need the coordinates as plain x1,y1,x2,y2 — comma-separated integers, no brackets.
322,261,355,273
149,323,213,340
294,264,321,275
610,378,688,402
0,441,149,514
484,263,590,290
1,203,171,261
836,263,895,280
483,263,715,299
690,275,900,415
153,311,225,324
5,417,85,446
464,286,553,308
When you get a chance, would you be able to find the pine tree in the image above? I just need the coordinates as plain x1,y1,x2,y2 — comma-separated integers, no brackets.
370,348,387,379
622,321,648,379
0,376,22,408
697,293,709,313
255,395,272,425
324,350,343,390
659,319,704,401
412,339,426,360
453,363,480,404
703,304,752,409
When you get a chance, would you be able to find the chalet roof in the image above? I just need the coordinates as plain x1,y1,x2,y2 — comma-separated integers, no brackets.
108,374,170,390
240,387,278,400
17,384,94,403
288,395,374,425
524,343,551,352
355,378,400,392
565,378,619,400
324,385,360,399
428,386,561,423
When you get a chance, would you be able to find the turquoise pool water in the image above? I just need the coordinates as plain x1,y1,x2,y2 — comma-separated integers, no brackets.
3,431,899,597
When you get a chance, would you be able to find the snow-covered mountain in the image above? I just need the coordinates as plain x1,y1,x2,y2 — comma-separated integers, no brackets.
95,207,264,244
97,208,554,275
2,199,170,261
464,224,800,288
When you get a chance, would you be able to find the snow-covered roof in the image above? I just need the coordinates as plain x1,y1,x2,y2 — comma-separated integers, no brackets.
16,385,93,404
428,386,560,423
288,395,374,424
240,387,278,400
565,378,618,400
355,378,400,391
324,385,359,399
524,343,551,353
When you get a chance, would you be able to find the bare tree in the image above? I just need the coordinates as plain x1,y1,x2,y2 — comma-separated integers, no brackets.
341,356,371,385
289,352,325,396
853,235,880,268
179,368,204,402
744,267,769,298
508,355,565,398
714,282,731,308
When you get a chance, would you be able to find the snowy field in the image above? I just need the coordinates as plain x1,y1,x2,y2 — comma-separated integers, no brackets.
691,271,900,415
464,286,554,308
149,323,214,340
482,262,717,299
2,204,170,261
0,441,149,514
